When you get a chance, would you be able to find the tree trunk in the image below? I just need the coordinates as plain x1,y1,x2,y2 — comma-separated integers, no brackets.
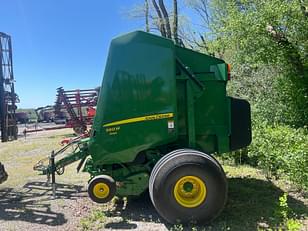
152,0,166,37
158,0,172,38
145,0,150,32
173,0,178,43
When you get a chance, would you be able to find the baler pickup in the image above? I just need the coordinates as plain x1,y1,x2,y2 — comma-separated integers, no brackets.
33,138,90,177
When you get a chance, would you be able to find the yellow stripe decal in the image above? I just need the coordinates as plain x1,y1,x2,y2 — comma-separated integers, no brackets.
103,113,174,128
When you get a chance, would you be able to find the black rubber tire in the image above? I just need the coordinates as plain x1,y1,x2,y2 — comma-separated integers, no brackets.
73,124,87,135
149,149,227,224
88,175,116,203
0,162,8,184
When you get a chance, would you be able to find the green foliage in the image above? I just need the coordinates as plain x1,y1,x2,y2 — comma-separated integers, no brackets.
170,224,184,231
79,209,105,231
207,0,308,127
248,121,308,190
209,0,308,67
228,66,308,127
285,218,302,231
257,193,302,231
274,193,301,231
276,193,289,221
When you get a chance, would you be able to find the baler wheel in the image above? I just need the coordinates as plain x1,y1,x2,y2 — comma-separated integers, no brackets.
149,149,227,224
88,175,116,203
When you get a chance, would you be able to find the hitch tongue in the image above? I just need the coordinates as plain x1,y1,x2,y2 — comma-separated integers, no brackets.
33,158,49,175
33,150,57,198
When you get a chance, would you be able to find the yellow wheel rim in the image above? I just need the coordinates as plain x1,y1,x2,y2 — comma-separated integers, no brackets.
93,183,110,199
173,175,207,208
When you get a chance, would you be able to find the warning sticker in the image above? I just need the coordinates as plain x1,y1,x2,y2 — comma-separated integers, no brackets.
168,120,174,129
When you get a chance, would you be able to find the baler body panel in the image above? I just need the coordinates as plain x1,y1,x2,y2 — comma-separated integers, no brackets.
89,31,251,165
175,46,231,153
90,32,178,165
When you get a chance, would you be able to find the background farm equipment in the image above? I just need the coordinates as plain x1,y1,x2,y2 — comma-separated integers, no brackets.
0,32,19,142
34,31,251,224
15,112,29,124
54,87,99,134
35,106,55,122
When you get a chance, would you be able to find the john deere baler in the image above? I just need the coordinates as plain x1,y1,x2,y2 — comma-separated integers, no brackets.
35,31,251,224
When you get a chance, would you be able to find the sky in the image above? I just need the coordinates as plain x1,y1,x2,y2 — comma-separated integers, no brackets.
0,0,151,108
0,0,201,108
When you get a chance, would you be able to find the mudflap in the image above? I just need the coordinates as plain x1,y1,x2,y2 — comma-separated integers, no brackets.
230,97,252,151
0,162,8,184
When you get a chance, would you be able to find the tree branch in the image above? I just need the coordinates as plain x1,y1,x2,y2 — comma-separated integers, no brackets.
299,0,308,17
266,24,304,76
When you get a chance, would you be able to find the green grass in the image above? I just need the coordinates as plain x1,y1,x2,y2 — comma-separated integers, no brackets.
0,129,88,188
211,165,307,231
79,209,106,231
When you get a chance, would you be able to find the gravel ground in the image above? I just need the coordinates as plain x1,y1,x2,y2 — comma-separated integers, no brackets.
0,181,95,231
0,181,170,231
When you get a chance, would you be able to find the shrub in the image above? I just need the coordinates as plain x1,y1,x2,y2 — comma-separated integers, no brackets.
272,193,302,231
248,121,308,190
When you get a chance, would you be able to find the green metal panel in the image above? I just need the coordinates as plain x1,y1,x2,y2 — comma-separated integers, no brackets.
175,46,231,153
90,31,178,165
90,31,233,166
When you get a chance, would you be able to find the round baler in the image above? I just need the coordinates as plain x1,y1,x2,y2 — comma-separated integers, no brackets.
34,31,251,224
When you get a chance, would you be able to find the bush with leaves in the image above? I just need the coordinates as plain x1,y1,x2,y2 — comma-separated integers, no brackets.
207,0,308,127
248,121,308,190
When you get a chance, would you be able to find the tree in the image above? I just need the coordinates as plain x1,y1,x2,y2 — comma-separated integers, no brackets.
172,0,178,43
128,0,181,43
189,0,308,126
151,0,167,37
159,0,172,38
145,0,150,32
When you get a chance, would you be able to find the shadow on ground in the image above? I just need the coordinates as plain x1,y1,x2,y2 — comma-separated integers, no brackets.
0,181,85,226
103,177,307,231
104,193,162,230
